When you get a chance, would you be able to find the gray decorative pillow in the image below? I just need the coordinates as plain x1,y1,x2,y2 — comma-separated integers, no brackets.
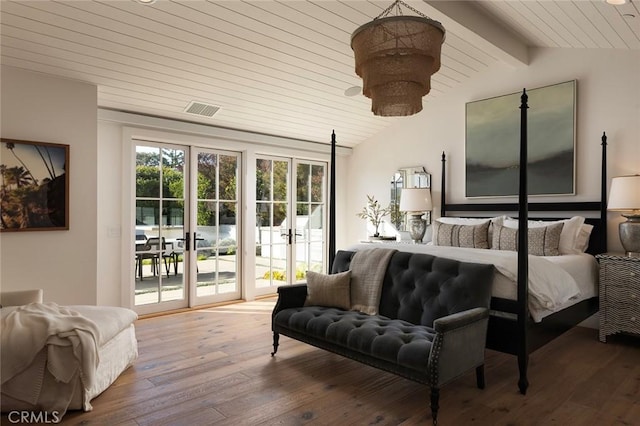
432,220,490,249
304,270,351,310
492,223,564,256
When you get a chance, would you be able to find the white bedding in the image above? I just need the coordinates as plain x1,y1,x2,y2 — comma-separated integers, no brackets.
1,304,138,417
347,243,599,322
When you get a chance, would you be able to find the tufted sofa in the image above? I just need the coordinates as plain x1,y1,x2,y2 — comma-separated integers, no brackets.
271,250,495,424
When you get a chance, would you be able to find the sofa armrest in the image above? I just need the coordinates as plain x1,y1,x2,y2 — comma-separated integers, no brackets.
272,284,308,316
429,307,490,387
433,307,489,333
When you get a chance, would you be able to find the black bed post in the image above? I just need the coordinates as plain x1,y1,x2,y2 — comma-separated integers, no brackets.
517,89,529,395
601,132,608,252
328,130,336,273
441,152,446,218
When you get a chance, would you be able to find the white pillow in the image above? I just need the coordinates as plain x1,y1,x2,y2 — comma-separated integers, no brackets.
574,224,593,253
503,216,585,255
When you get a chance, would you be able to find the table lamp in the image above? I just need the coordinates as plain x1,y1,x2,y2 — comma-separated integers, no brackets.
608,175,640,255
399,188,432,243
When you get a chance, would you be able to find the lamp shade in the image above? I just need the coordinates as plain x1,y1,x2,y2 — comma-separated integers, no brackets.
608,175,640,212
399,188,432,212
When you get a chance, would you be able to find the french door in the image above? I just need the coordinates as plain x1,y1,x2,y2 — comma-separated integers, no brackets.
133,142,241,313
189,147,241,305
254,156,327,295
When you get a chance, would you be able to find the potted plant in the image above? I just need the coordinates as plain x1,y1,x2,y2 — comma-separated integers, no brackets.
356,195,391,237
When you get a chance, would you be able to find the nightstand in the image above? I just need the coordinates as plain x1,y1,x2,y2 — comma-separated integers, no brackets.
596,253,640,342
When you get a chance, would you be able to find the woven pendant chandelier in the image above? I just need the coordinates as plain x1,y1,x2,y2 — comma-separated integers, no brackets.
351,0,445,117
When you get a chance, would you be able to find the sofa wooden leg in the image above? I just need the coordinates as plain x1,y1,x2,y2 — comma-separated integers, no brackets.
270,332,279,356
430,387,439,425
476,365,485,389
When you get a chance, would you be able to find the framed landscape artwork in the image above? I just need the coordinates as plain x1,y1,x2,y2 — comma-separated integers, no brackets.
465,80,576,198
0,139,69,231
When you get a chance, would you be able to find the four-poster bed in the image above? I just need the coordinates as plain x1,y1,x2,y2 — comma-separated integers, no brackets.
326,91,608,394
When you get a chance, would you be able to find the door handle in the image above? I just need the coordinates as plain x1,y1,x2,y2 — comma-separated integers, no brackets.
280,229,293,244
176,233,190,251
193,232,205,251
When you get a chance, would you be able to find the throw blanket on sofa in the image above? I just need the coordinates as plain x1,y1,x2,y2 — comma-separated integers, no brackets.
1,303,100,410
350,248,397,314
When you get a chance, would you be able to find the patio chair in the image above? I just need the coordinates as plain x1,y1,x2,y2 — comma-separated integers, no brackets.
135,240,157,280
145,237,174,278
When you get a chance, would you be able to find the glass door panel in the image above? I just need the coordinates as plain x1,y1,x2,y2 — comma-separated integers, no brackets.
193,150,240,303
134,145,187,310
295,162,325,283
255,158,290,288
255,157,326,293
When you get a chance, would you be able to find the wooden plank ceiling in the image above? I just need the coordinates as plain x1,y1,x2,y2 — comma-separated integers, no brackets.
1,0,638,147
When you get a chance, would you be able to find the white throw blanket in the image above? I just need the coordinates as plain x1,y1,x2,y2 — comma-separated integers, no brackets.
350,248,397,314
1,302,101,410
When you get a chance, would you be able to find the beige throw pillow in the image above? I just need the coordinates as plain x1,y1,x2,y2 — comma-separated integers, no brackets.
436,216,505,247
305,270,351,310
492,223,564,256
503,216,584,255
432,220,490,249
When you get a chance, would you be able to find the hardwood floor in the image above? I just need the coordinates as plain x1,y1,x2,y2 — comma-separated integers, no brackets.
56,300,640,425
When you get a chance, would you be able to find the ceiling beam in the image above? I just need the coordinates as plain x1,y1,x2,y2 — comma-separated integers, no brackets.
424,0,529,68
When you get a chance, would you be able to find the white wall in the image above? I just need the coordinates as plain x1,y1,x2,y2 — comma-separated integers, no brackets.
96,121,124,306
344,48,640,253
0,66,98,304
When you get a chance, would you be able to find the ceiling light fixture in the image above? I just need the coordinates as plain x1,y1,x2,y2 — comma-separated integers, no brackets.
136,0,157,4
605,0,627,5
350,0,445,117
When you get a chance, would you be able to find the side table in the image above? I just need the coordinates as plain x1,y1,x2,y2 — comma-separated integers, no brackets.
596,253,640,342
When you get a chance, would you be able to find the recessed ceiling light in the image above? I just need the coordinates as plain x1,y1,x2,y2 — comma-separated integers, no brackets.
344,86,362,97
605,0,627,5
136,0,157,4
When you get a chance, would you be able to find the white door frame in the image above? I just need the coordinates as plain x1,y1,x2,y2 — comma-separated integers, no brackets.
117,123,338,310
253,155,328,297
188,146,243,307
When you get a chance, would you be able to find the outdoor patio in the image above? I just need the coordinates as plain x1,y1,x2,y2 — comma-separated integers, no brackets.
134,254,289,305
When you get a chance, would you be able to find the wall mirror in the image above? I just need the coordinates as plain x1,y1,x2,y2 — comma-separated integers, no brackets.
390,166,431,232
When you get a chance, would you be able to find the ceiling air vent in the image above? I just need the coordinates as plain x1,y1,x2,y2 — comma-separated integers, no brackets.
184,101,220,118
